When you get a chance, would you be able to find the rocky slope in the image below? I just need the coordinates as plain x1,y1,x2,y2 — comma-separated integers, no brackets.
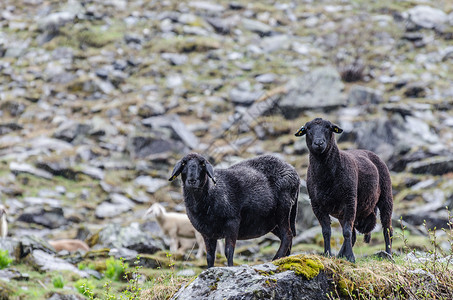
0,0,453,297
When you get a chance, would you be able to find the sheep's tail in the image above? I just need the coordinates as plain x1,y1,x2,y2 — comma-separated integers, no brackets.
364,233,371,243
290,189,298,237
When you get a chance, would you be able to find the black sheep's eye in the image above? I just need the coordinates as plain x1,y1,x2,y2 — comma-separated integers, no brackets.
201,163,205,167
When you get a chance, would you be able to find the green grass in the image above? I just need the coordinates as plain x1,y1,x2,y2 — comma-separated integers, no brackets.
52,275,65,288
0,250,13,269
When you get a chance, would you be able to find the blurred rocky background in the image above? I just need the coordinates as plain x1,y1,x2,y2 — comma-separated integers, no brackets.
0,0,453,296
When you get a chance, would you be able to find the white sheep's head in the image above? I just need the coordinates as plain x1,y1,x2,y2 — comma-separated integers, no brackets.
144,203,166,219
295,118,343,155
168,153,216,188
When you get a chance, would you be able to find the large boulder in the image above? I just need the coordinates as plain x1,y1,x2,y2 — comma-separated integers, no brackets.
172,254,332,300
404,5,448,30
96,223,164,254
24,249,89,277
279,67,345,119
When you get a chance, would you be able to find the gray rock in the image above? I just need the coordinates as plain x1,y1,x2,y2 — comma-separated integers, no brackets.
47,292,85,300
188,1,224,13
0,268,30,282
10,162,53,180
354,115,441,163
79,165,105,180
129,136,186,159
402,212,450,231
260,35,291,52
348,85,383,106
229,87,262,106
407,156,453,175
110,193,135,207
53,121,91,143
138,102,166,118
0,100,26,117
0,238,19,260
166,74,184,89
142,114,199,149
36,160,77,180
124,33,142,45
17,207,67,229
97,222,164,254
205,15,240,34
25,249,88,277
27,137,73,152
404,82,427,98
109,247,139,261
242,19,273,36
0,122,22,135
172,257,332,300
405,5,448,29
255,73,277,84
95,200,132,219
37,11,75,32
16,235,56,259
23,197,61,207
134,176,168,193
161,53,188,66
279,67,345,119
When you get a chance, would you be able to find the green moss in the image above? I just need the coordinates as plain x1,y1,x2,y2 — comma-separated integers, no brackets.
272,254,324,280
255,269,275,276
264,278,277,287
337,276,355,296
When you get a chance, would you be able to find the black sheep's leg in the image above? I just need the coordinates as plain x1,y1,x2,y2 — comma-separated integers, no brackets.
272,225,293,260
338,220,355,263
224,220,239,267
273,203,294,259
224,236,237,267
203,235,217,268
351,227,357,247
271,227,292,257
317,213,332,257
377,196,393,256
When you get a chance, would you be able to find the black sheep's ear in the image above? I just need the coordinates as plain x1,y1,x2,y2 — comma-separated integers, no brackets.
169,160,185,181
204,161,216,184
331,124,343,134
295,126,306,137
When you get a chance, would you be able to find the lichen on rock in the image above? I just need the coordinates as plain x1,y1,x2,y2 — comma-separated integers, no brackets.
272,254,324,280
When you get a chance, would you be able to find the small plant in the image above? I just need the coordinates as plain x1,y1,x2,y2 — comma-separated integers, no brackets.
0,249,13,269
121,255,143,300
75,279,95,298
52,275,65,288
78,262,96,270
105,257,128,282
103,281,116,300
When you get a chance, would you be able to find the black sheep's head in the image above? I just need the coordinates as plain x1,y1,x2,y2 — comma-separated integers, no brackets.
295,118,343,155
169,153,216,188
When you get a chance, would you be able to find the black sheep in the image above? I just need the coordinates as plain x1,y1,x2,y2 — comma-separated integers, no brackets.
169,153,300,268
295,118,393,262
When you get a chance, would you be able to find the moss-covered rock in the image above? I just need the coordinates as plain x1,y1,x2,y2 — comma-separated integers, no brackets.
273,254,324,280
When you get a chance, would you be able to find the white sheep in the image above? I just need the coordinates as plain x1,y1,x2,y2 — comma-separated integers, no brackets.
144,203,205,259
0,205,7,238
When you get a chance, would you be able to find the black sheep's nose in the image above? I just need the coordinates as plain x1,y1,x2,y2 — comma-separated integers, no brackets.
188,179,197,185
314,139,324,146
